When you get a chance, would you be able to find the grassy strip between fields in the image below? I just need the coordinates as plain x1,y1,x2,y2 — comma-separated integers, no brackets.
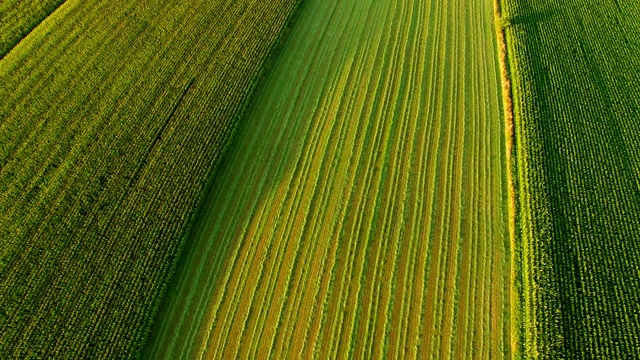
494,1,525,358
0,0,301,357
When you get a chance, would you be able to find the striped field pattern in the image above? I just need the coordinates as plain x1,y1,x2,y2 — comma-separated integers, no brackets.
0,0,300,356
0,0,66,57
144,0,513,358
501,0,640,357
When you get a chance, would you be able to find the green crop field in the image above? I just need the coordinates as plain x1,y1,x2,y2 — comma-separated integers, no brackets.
0,0,66,57
4,0,639,358
0,0,300,357
144,0,515,358
500,0,640,358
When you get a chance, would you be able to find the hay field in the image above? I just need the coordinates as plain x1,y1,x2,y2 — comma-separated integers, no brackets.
145,0,513,358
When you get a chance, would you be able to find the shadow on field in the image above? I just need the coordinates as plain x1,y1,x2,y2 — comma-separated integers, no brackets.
141,0,313,357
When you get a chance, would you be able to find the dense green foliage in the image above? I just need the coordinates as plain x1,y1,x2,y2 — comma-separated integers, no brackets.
0,0,299,357
0,0,66,58
501,0,640,358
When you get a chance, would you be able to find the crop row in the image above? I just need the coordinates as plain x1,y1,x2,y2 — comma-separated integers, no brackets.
144,0,514,358
0,0,67,58
0,0,301,357
501,0,640,358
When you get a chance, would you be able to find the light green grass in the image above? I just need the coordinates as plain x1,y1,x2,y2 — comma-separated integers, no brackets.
144,0,513,358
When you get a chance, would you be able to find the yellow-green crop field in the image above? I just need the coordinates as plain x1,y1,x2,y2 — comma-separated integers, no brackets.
0,0,65,57
144,0,515,358
0,0,300,357
3,0,640,358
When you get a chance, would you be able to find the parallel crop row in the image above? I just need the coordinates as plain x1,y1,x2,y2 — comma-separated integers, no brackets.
0,0,300,357
0,0,67,58
144,0,515,358
501,0,640,358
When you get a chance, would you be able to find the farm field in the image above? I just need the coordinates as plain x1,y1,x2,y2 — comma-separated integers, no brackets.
144,0,515,358
0,0,300,357
0,0,66,57
500,0,640,358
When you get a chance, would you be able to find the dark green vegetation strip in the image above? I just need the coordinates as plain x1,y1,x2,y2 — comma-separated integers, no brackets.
0,0,67,58
0,0,300,357
500,0,640,358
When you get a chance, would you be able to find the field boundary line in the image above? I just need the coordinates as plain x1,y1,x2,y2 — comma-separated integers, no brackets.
0,0,69,60
493,0,523,358
140,2,308,357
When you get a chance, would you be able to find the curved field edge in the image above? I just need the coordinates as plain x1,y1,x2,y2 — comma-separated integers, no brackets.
0,0,302,357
